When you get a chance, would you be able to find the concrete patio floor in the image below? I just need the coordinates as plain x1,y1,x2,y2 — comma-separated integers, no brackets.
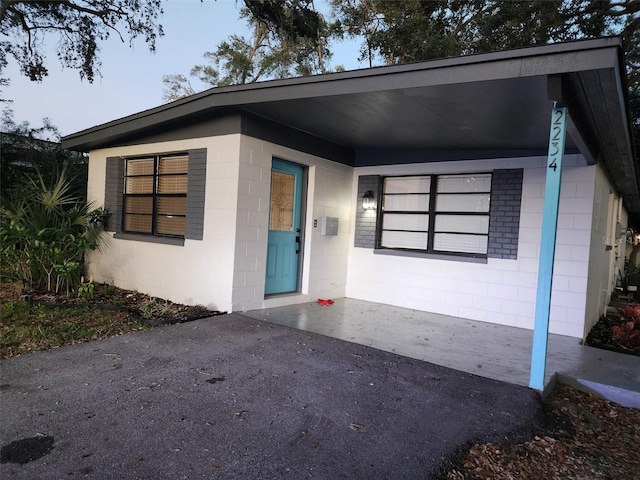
245,298,640,408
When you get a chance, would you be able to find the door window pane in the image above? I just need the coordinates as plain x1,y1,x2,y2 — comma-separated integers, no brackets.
270,171,295,231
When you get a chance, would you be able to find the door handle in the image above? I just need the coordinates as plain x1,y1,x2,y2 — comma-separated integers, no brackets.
295,236,300,243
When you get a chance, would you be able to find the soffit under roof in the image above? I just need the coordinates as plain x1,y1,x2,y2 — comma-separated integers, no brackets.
241,76,553,151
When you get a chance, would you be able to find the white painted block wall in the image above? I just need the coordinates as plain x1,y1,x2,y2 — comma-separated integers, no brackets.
345,155,596,338
86,134,353,313
584,164,626,338
86,137,617,335
232,137,353,311
86,136,243,313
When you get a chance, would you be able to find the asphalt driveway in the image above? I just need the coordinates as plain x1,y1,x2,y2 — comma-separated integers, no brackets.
1,314,548,479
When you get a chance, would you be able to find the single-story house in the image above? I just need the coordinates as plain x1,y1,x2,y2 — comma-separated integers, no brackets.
62,37,637,342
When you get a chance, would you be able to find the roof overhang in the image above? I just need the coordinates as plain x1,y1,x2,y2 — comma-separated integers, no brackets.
62,37,637,214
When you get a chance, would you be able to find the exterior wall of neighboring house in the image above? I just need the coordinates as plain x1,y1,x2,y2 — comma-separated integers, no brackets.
584,164,628,338
346,154,596,338
85,133,352,313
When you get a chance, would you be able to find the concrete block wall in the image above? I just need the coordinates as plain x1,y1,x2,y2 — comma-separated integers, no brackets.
86,136,243,312
86,134,352,313
520,160,595,337
354,175,380,249
231,136,353,311
306,155,353,298
346,155,593,338
584,164,624,338
488,169,523,259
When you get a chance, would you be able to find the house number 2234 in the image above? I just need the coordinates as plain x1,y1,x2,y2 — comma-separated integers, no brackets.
548,108,566,172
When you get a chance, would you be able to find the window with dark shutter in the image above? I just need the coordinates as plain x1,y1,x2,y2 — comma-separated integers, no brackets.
379,173,492,257
123,154,189,238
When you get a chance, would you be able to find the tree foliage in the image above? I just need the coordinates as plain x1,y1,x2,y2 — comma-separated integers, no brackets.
331,1,637,65
163,3,333,102
0,0,164,82
1,109,88,200
243,0,324,43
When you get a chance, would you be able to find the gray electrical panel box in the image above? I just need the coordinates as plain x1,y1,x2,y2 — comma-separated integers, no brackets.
321,217,338,236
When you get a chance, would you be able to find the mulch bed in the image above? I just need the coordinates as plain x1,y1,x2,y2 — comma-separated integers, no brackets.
584,303,640,357
22,283,225,326
447,383,640,479
446,299,640,479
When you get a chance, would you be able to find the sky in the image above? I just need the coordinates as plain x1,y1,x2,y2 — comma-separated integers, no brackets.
2,0,365,137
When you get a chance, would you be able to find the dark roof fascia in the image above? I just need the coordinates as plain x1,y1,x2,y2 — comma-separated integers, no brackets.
615,42,639,193
61,37,623,152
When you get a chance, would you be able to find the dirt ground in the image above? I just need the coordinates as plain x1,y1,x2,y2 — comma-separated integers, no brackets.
24,282,222,325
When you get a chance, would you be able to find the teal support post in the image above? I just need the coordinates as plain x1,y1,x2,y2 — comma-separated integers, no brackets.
529,106,567,390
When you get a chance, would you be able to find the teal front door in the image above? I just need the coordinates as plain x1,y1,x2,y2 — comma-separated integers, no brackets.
265,159,304,295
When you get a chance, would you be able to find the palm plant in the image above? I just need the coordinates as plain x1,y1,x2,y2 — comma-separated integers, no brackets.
0,169,109,294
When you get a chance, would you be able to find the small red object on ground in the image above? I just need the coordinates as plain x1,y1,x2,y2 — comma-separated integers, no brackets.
317,299,334,306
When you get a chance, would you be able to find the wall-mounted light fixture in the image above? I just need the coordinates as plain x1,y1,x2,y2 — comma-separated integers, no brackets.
362,190,376,210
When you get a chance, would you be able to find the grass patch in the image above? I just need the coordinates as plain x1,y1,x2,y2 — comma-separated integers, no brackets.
0,301,150,359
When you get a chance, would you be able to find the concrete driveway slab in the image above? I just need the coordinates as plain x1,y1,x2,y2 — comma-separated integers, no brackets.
1,314,548,479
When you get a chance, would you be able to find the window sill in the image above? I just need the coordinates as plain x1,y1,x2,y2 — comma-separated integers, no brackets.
373,248,488,264
113,232,185,246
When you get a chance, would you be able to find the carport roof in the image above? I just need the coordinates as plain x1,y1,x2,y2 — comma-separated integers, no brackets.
62,37,638,213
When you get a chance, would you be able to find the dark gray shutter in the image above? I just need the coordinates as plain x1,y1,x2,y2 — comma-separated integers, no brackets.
354,175,381,248
185,148,207,240
487,169,523,260
105,157,123,233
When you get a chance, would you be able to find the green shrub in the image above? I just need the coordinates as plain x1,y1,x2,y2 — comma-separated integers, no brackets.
77,276,95,300
0,169,109,294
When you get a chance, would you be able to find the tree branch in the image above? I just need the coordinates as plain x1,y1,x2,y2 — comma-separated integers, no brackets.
14,5,34,55
0,0,21,24
57,0,123,20
59,0,127,42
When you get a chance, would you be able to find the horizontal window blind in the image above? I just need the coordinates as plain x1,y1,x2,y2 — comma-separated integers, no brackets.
123,154,188,238
379,173,491,257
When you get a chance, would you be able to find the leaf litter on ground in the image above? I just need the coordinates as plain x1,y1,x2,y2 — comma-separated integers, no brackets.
447,384,640,480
